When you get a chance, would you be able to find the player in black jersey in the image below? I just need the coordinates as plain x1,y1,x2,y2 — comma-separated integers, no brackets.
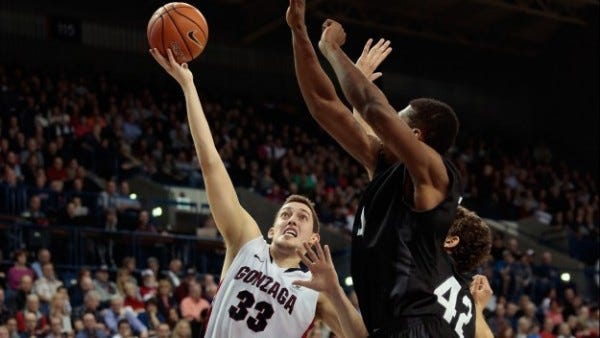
293,207,495,338
288,0,493,336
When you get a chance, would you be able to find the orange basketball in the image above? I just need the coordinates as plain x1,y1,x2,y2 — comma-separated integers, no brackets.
147,2,209,64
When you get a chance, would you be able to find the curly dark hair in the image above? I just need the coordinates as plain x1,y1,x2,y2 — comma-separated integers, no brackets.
406,98,459,154
447,206,492,273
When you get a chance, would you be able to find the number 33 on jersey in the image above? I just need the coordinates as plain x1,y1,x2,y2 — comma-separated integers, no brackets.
204,237,319,337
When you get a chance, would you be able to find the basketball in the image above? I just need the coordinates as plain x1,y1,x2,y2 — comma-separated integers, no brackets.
147,2,209,64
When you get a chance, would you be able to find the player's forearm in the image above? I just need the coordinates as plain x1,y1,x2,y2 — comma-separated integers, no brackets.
181,82,221,169
474,306,494,338
292,28,343,118
324,285,368,338
321,43,393,132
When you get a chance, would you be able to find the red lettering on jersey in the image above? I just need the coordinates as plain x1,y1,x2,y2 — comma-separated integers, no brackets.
277,288,288,305
284,294,297,315
235,266,250,280
243,270,258,283
252,272,267,288
267,282,280,298
259,276,273,292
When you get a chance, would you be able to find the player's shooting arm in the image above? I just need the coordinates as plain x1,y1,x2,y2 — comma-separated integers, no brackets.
149,49,261,275
181,73,260,253
287,0,379,177
319,21,434,185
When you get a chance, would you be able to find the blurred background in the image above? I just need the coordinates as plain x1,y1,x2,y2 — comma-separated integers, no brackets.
0,0,598,337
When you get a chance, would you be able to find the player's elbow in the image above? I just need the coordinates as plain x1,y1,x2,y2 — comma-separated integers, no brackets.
361,101,388,128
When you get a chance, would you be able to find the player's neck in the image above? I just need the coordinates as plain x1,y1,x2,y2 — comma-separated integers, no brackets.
269,245,301,269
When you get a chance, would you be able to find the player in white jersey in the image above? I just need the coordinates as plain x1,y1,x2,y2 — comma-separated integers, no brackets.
149,48,343,337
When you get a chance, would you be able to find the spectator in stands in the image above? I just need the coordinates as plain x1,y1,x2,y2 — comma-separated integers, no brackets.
30,249,51,280
112,319,133,338
3,152,23,183
0,326,8,338
48,293,72,335
117,144,142,181
68,277,93,309
539,317,556,338
114,182,140,212
75,313,107,338
135,212,156,234
21,155,41,187
97,181,119,212
136,299,163,336
138,270,156,302
199,274,217,303
144,259,159,281
161,260,181,289
97,210,118,267
546,299,565,328
7,251,34,292
119,258,138,287
5,318,20,338
15,295,47,335
71,290,102,324
122,283,144,313
19,311,45,338
7,275,34,314
33,263,62,307
173,268,195,303
92,266,117,307
20,195,48,226
154,324,169,338
535,252,560,303
154,280,175,324
101,296,146,338
170,320,191,338
179,282,209,323
46,157,67,185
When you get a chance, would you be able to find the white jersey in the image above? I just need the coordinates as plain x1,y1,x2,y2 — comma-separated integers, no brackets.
205,236,319,337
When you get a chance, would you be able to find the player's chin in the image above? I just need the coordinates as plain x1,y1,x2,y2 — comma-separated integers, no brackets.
275,234,299,246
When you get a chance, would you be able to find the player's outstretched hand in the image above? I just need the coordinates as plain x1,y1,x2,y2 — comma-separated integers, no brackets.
470,274,493,309
355,38,392,82
292,242,339,295
149,48,193,87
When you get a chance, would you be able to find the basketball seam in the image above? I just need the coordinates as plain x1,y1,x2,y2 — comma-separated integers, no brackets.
164,4,193,61
171,6,208,44
160,16,166,57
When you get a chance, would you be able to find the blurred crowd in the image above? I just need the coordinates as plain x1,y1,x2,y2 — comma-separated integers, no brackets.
0,64,598,337
0,248,214,338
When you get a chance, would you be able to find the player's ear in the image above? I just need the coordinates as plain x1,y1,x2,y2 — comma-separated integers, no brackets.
412,128,422,139
443,235,459,249
267,227,275,240
309,233,320,244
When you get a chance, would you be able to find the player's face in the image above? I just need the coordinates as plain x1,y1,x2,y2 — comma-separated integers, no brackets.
269,202,318,249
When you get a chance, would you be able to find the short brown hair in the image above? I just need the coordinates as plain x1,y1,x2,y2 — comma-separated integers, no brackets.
407,98,459,154
281,195,320,233
447,206,491,273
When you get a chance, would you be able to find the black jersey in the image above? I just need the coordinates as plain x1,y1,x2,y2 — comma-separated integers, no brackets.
351,154,476,338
